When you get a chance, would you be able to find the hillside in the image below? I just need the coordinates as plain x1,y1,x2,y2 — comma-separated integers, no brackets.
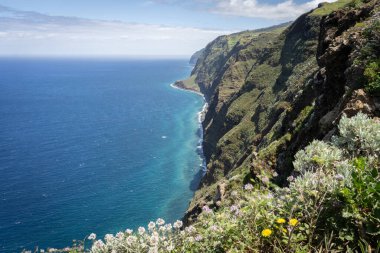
189,48,205,65
183,0,380,223
84,0,379,252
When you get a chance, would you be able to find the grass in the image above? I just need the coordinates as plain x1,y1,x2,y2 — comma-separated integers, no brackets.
177,75,200,92
311,0,354,16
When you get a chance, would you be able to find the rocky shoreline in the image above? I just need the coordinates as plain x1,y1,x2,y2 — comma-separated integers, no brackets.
171,80,203,97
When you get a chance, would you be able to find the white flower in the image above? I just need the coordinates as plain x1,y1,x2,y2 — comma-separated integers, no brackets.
156,218,165,226
167,244,174,251
230,205,240,215
195,235,203,241
138,226,146,235
185,225,196,233
287,176,294,182
210,225,219,231
202,205,213,214
116,232,124,239
261,176,269,184
126,236,137,245
88,233,96,240
93,240,105,249
173,220,183,229
231,191,238,196
104,234,114,243
244,183,253,190
125,229,133,234
165,223,172,230
148,221,156,230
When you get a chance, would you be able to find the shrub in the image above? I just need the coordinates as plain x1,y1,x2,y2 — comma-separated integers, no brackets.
364,60,380,95
293,140,343,174
87,113,379,252
333,113,380,157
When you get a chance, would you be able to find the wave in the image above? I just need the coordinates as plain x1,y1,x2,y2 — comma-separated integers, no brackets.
170,82,208,174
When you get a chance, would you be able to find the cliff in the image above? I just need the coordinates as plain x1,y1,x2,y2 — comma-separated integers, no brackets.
181,0,380,222
78,0,380,252
189,48,205,65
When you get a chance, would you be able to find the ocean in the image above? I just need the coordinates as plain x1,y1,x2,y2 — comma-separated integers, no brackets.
0,58,205,252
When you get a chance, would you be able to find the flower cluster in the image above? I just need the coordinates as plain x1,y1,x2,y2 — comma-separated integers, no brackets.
90,218,183,253
86,113,379,253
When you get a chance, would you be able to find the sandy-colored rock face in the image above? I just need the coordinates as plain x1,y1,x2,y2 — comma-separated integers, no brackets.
343,89,377,116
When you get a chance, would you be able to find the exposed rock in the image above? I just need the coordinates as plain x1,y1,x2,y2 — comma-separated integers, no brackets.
214,182,226,202
342,89,377,117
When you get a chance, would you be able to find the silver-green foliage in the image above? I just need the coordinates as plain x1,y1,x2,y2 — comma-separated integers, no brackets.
333,113,380,157
86,113,379,253
293,140,343,174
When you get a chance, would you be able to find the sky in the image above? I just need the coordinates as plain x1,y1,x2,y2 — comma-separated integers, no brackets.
0,0,336,57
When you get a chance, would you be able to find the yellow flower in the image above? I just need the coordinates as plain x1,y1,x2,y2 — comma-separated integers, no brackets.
289,218,299,226
261,229,272,237
276,218,286,224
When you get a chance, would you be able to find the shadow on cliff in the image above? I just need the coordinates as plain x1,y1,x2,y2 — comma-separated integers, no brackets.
189,169,204,191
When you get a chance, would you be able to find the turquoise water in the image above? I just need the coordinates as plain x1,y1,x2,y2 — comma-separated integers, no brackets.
0,58,204,252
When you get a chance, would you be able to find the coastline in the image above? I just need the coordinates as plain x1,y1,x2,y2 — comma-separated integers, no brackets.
170,82,208,173
170,82,204,98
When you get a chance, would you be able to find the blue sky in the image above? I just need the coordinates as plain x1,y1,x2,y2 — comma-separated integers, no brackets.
0,0,335,57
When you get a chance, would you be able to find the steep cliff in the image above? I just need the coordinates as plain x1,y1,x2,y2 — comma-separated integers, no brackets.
181,0,380,222
189,48,205,65
81,1,380,252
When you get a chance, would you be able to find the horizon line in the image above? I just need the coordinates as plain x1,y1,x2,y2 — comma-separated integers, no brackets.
0,54,193,60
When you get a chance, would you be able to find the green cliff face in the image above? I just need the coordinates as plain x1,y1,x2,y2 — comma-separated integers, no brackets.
189,48,205,65
182,0,380,222
81,1,379,252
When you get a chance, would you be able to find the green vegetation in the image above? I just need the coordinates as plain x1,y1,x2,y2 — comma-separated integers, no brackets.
41,1,380,251
176,75,200,92
85,113,379,252
293,105,314,133
311,0,354,16
361,20,380,95
364,60,380,95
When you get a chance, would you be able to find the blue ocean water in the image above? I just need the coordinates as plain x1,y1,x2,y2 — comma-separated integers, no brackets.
0,58,204,252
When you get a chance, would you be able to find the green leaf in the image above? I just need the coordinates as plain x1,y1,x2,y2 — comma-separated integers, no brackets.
353,157,366,171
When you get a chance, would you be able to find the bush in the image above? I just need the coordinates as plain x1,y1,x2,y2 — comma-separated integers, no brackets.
293,140,343,174
333,113,380,157
364,60,380,96
87,113,379,253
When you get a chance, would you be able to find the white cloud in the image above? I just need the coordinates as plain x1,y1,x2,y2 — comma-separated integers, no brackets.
213,0,336,20
144,0,337,20
0,5,232,57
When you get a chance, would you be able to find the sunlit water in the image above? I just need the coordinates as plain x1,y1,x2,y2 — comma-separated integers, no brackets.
0,58,204,252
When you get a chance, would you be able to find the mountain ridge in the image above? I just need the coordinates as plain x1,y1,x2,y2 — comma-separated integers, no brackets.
179,0,380,224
